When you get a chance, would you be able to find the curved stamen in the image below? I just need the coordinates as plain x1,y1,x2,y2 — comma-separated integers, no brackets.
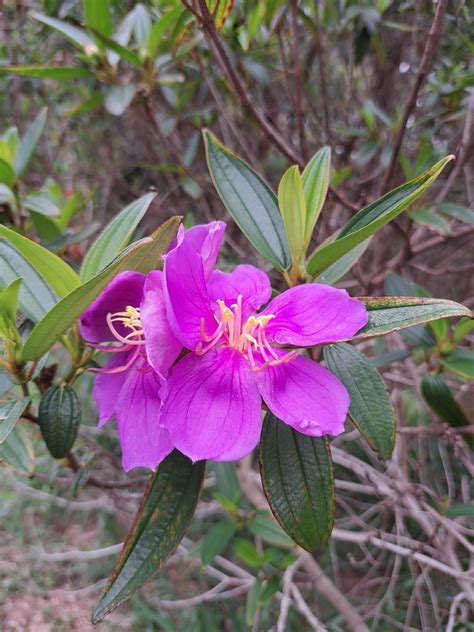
106,312,145,346
88,346,141,375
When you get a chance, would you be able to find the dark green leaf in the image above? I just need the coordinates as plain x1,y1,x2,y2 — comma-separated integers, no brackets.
22,216,180,361
200,519,236,565
92,451,205,622
324,343,395,459
87,28,142,66
0,397,30,444
248,512,294,548
15,108,47,178
80,192,155,281
259,413,334,552
38,385,82,458
446,503,474,518
307,156,454,277
351,297,471,340
203,130,291,270
0,425,35,474
245,578,262,627
0,240,58,322
147,7,183,57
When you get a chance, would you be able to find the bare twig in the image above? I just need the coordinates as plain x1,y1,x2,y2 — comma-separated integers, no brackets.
380,0,449,193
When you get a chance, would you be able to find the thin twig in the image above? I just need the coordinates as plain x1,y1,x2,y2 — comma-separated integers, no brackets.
379,0,449,193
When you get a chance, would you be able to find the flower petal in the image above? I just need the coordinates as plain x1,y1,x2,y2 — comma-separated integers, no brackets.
255,354,349,436
164,228,215,350
116,366,173,472
185,221,226,279
80,271,146,343
141,270,182,374
263,284,368,347
160,348,262,462
208,265,272,318
92,351,130,428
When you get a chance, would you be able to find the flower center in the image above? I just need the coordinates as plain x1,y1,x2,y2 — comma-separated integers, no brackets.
87,305,149,376
196,295,298,371
106,306,145,346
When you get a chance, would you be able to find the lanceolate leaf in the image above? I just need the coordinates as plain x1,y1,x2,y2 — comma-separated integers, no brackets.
302,146,331,246
30,12,95,49
92,451,206,622
80,192,156,281
349,297,471,340
0,225,80,298
0,66,94,80
315,239,369,285
0,398,30,444
307,155,454,277
83,0,113,38
440,348,474,380
0,240,58,322
22,217,180,361
278,165,306,266
203,130,291,270
324,343,395,459
259,413,334,552
421,374,471,445
15,108,47,177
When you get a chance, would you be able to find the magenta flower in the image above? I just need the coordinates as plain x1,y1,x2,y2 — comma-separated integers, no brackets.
160,225,369,462
80,221,226,471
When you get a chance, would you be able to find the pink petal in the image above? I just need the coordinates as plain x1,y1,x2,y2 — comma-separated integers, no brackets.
160,348,262,462
185,221,226,279
208,265,272,318
164,227,216,350
263,284,368,347
80,271,146,343
141,270,182,374
92,351,131,427
116,366,173,472
255,354,349,436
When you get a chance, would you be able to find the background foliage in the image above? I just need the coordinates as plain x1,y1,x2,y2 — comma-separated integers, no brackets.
0,0,472,630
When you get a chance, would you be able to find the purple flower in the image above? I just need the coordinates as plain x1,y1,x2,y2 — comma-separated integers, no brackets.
160,225,369,462
80,221,226,471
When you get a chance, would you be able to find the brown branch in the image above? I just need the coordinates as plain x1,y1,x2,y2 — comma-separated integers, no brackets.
379,0,449,194
313,0,332,144
290,0,309,161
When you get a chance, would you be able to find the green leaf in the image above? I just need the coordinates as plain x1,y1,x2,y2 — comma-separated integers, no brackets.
233,538,261,567
248,512,294,548
453,318,474,344
435,202,474,225
147,7,182,57
0,425,35,474
30,11,95,49
410,208,451,235
0,183,16,206
211,461,241,502
87,28,142,66
315,239,369,285
440,348,474,380
0,225,80,298
307,155,454,277
245,578,262,627
92,451,205,622
22,217,180,361
351,297,472,341
15,108,47,178
200,519,237,565
0,398,30,444
80,192,155,281
0,158,16,187
206,0,234,29
0,66,93,80
324,343,395,459
0,240,58,322
446,503,474,518
302,146,331,246
83,0,112,37
203,130,291,270
38,385,82,458
23,192,60,216
278,165,306,267
259,412,334,552
421,374,471,442
0,278,22,340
